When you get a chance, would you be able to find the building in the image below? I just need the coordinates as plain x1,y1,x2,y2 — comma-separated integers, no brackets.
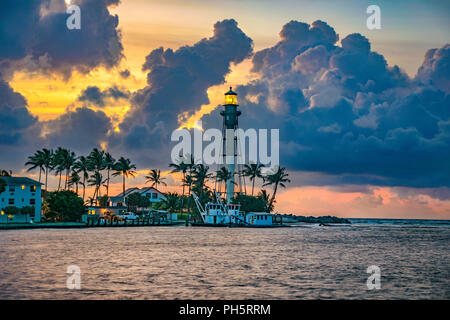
82,206,127,223
0,176,42,223
109,186,166,207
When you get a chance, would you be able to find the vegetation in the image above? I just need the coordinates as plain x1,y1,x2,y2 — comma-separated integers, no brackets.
25,148,137,206
0,178,5,194
242,163,265,196
126,192,150,212
24,146,291,219
20,206,35,223
112,157,137,203
263,166,291,209
3,206,20,216
42,190,85,222
145,169,167,190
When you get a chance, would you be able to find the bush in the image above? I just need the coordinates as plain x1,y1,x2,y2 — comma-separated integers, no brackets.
21,206,35,216
233,194,269,213
43,190,85,222
3,206,20,216
126,192,150,212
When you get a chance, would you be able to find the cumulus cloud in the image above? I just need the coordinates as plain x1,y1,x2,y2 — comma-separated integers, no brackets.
201,20,450,188
416,44,450,94
0,0,123,79
78,85,130,107
0,80,38,145
42,107,112,152
0,0,123,169
111,19,253,167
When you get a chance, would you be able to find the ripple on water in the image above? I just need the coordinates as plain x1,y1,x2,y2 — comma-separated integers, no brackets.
0,226,449,299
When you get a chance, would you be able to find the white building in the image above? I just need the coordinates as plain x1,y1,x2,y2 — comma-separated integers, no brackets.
0,177,42,223
109,186,166,207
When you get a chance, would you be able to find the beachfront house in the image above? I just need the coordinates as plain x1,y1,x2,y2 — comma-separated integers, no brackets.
109,186,166,207
0,177,42,223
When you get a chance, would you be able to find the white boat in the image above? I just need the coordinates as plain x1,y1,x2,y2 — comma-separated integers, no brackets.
191,192,283,227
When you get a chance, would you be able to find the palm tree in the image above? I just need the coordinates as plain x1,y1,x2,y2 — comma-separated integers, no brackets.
169,157,189,196
145,169,167,190
182,174,194,196
192,164,212,200
257,189,273,212
73,156,90,201
242,162,265,196
160,193,180,213
0,169,12,176
62,150,77,189
68,171,81,195
52,147,66,190
40,149,53,191
262,166,291,210
25,150,45,183
103,152,115,198
112,157,137,203
87,171,104,204
215,167,234,194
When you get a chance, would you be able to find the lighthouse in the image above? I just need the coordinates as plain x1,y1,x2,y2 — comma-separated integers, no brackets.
220,87,241,203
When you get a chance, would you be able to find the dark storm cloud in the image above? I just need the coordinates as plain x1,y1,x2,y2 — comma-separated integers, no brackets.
0,0,122,170
0,80,38,145
119,69,131,79
201,20,450,188
0,0,123,78
111,19,253,168
78,85,130,107
43,107,112,152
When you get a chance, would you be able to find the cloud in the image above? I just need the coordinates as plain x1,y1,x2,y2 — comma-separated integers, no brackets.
42,107,113,152
0,79,38,145
119,69,131,79
111,19,253,168
416,44,450,94
0,0,123,169
78,85,130,107
201,20,450,188
0,0,124,79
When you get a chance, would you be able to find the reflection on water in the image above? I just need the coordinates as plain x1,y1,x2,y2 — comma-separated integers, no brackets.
0,224,449,299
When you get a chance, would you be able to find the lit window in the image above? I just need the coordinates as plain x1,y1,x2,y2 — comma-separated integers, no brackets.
21,185,25,190
30,185,36,192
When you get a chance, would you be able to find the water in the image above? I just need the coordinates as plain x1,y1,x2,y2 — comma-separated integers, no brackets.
0,221,449,299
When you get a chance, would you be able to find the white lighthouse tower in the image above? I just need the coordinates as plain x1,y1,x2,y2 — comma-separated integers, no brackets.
220,87,241,203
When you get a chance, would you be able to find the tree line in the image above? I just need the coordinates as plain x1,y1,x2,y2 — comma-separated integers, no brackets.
21,149,290,213
24,148,136,204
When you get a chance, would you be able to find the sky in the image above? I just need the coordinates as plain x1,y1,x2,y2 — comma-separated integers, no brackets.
1,0,449,219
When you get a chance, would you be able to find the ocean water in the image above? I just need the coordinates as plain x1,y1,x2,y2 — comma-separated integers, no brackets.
0,221,449,299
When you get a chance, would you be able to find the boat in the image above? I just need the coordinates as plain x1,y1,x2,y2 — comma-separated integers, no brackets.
191,192,284,228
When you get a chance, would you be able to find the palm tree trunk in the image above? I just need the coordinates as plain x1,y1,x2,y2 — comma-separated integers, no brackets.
58,171,62,191
45,167,48,191
269,182,279,210
251,179,255,196
122,174,126,204
38,168,42,184
106,169,110,198
82,175,86,201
